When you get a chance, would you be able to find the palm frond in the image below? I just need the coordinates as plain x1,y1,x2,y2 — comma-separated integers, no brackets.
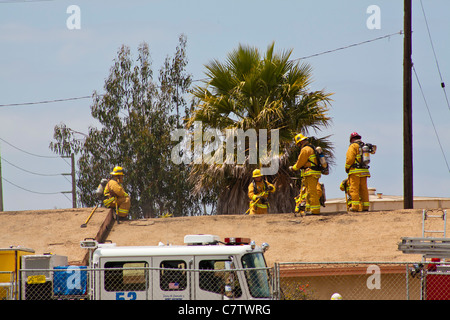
186,42,334,213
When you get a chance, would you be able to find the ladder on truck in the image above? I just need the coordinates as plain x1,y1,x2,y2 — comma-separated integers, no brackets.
398,237,450,300
422,209,447,238
398,237,450,259
397,210,448,259
399,211,448,300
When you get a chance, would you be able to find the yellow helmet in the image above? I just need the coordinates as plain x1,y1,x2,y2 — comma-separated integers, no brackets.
294,133,307,144
252,169,263,178
110,166,124,176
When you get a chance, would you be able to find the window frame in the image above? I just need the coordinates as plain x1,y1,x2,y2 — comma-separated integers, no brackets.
103,261,149,292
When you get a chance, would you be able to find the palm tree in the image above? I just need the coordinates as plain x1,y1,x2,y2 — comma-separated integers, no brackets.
187,42,333,214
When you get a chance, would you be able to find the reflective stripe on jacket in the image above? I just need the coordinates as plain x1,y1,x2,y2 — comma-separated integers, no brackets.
292,145,322,177
345,142,371,177
248,180,275,208
103,179,129,207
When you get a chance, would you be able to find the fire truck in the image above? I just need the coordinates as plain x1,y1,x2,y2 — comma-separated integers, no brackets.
81,234,273,300
398,210,450,300
398,237,450,300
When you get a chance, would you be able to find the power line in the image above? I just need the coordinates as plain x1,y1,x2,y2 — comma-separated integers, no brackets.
1,177,64,195
0,137,60,158
294,31,403,61
0,95,92,108
0,137,75,201
0,31,403,108
0,0,54,3
1,156,63,176
412,64,450,173
419,0,450,110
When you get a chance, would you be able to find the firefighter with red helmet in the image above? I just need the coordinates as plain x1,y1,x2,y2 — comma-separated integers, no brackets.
345,132,376,212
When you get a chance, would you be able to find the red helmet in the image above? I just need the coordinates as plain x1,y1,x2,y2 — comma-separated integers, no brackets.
349,132,361,142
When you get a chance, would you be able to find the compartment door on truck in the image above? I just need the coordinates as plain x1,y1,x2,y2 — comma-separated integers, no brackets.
99,257,151,300
152,256,191,300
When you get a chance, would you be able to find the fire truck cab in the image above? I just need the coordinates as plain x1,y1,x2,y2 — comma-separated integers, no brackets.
82,235,272,300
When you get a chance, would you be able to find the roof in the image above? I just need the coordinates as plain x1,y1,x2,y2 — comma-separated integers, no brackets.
0,247,35,253
323,192,450,213
0,207,439,265
92,243,260,262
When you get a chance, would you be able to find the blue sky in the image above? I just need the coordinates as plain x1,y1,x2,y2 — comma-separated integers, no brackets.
0,0,449,211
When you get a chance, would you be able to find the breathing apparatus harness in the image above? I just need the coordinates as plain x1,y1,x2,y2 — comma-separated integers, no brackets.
252,179,271,205
302,143,329,175
351,141,376,169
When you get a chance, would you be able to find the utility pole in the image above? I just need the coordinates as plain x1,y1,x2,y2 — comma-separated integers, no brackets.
0,144,3,212
62,153,76,208
403,0,414,209
70,153,76,208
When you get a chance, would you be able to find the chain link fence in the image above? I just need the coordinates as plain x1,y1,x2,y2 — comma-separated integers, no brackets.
15,265,272,300
3,261,450,300
18,266,88,300
0,271,15,300
274,261,450,300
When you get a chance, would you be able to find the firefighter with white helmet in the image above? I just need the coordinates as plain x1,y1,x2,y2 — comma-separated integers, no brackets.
103,166,131,219
331,292,343,300
289,134,322,215
247,169,275,215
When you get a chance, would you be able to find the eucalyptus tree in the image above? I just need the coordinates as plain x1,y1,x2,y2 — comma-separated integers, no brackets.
50,35,201,218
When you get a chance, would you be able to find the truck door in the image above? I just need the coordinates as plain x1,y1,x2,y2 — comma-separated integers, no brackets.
152,256,191,300
193,256,245,300
99,258,151,300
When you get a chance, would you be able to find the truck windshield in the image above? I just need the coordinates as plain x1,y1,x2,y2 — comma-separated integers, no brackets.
241,253,272,298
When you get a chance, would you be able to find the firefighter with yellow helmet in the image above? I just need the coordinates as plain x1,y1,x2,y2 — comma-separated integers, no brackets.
289,134,322,215
340,178,356,211
295,176,324,214
103,166,131,219
247,169,276,215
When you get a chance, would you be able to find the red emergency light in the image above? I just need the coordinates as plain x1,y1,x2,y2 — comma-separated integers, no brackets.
224,237,251,245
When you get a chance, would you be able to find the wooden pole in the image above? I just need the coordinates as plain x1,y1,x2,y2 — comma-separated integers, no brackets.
403,0,413,209
0,144,3,212
71,153,76,208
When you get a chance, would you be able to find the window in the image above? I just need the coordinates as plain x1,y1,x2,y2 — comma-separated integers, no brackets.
160,260,187,291
104,261,148,292
241,253,271,298
199,260,242,297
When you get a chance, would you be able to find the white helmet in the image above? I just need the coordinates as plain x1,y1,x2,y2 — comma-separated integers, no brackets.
331,293,343,300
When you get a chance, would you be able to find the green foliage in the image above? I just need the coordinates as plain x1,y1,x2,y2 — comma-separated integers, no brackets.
188,42,334,214
50,35,201,218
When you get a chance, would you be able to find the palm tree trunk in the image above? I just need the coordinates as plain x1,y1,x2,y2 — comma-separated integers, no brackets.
216,180,248,214
268,176,299,213
216,175,299,215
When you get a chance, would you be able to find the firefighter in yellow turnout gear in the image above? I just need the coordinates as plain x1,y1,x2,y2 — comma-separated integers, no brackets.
248,169,276,215
339,178,352,211
103,166,131,218
345,132,375,212
295,175,323,214
290,134,322,215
